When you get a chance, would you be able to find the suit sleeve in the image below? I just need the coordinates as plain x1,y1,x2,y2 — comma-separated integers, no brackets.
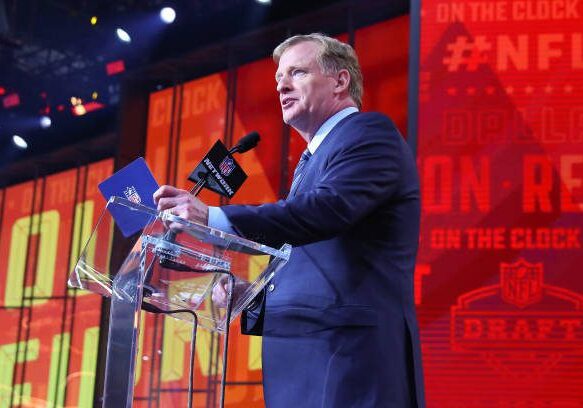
221,114,404,249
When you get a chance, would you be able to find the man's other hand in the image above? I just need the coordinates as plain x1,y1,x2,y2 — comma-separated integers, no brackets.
211,276,252,308
153,185,209,225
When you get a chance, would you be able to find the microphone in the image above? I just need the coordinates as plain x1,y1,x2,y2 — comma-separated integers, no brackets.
158,131,261,263
229,131,260,154
190,131,260,196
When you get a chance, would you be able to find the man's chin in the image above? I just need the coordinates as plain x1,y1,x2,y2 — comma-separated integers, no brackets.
282,113,295,126
282,110,304,129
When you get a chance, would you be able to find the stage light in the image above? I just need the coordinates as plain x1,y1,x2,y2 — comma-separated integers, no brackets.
70,95,104,116
13,135,27,149
92,91,98,100
255,0,271,4
71,96,85,116
73,105,87,116
40,116,52,129
0,86,5,96
160,7,176,24
116,28,131,43
106,60,125,76
2,93,20,108
90,16,98,25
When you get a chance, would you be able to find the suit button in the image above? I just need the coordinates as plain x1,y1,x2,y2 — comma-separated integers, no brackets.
267,283,275,292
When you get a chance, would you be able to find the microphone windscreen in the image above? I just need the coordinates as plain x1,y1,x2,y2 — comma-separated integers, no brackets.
235,131,260,153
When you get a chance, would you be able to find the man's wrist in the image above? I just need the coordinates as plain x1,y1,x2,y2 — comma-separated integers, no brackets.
207,207,239,235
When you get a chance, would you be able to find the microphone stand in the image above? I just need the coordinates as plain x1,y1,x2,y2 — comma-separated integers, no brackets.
190,171,209,196
143,139,255,407
142,171,226,408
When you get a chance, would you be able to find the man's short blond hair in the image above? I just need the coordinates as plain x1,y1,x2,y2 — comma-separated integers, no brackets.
273,33,363,109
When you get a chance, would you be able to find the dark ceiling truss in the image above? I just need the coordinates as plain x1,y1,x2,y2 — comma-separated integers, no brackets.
12,44,95,77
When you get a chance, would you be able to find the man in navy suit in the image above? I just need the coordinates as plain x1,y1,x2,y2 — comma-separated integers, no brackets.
154,33,425,407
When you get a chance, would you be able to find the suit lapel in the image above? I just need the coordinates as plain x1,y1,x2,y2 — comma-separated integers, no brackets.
288,112,359,198
287,112,359,198
311,111,359,156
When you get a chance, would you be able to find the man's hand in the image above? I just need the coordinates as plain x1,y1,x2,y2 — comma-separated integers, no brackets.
153,185,209,225
211,276,252,308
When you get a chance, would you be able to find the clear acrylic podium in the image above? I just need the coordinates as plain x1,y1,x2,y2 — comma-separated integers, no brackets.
68,196,291,407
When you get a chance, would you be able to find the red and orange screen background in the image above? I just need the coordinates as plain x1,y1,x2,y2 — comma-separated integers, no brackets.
1,5,582,406
417,1,583,405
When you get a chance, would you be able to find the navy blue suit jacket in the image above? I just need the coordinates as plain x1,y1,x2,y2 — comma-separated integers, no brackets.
222,112,425,407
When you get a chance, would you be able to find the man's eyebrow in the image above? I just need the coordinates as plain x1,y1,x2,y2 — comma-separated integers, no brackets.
275,65,302,81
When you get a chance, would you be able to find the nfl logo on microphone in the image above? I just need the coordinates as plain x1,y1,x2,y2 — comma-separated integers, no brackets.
219,156,236,176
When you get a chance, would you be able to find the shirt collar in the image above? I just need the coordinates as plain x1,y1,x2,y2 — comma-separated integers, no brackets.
307,107,359,154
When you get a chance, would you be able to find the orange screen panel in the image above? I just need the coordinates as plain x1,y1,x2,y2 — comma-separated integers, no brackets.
0,159,113,407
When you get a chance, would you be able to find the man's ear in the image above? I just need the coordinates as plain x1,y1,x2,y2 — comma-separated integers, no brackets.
334,69,351,94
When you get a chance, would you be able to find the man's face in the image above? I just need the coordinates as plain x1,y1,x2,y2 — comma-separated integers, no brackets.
275,41,337,134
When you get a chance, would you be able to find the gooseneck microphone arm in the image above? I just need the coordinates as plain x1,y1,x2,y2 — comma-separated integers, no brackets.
189,172,209,196
161,130,261,250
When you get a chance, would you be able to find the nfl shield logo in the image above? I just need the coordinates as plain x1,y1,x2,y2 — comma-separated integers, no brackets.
500,258,543,308
123,186,141,204
219,156,236,176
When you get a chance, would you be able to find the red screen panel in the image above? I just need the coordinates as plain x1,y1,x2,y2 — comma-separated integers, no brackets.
231,58,283,204
416,1,583,405
357,16,410,136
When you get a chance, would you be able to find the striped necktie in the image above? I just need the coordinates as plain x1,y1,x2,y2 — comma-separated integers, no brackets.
289,149,312,195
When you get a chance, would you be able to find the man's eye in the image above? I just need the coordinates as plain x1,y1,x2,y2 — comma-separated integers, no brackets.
292,70,306,77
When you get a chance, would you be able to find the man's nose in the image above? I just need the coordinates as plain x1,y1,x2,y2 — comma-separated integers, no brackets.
276,76,291,93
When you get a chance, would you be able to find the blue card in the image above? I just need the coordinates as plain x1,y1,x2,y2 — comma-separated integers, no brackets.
98,157,159,237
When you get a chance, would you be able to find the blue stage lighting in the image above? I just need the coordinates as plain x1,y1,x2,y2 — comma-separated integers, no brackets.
256,0,271,4
160,7,176,24
116,28,131,43
13,135,28,149
40,116,52,129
